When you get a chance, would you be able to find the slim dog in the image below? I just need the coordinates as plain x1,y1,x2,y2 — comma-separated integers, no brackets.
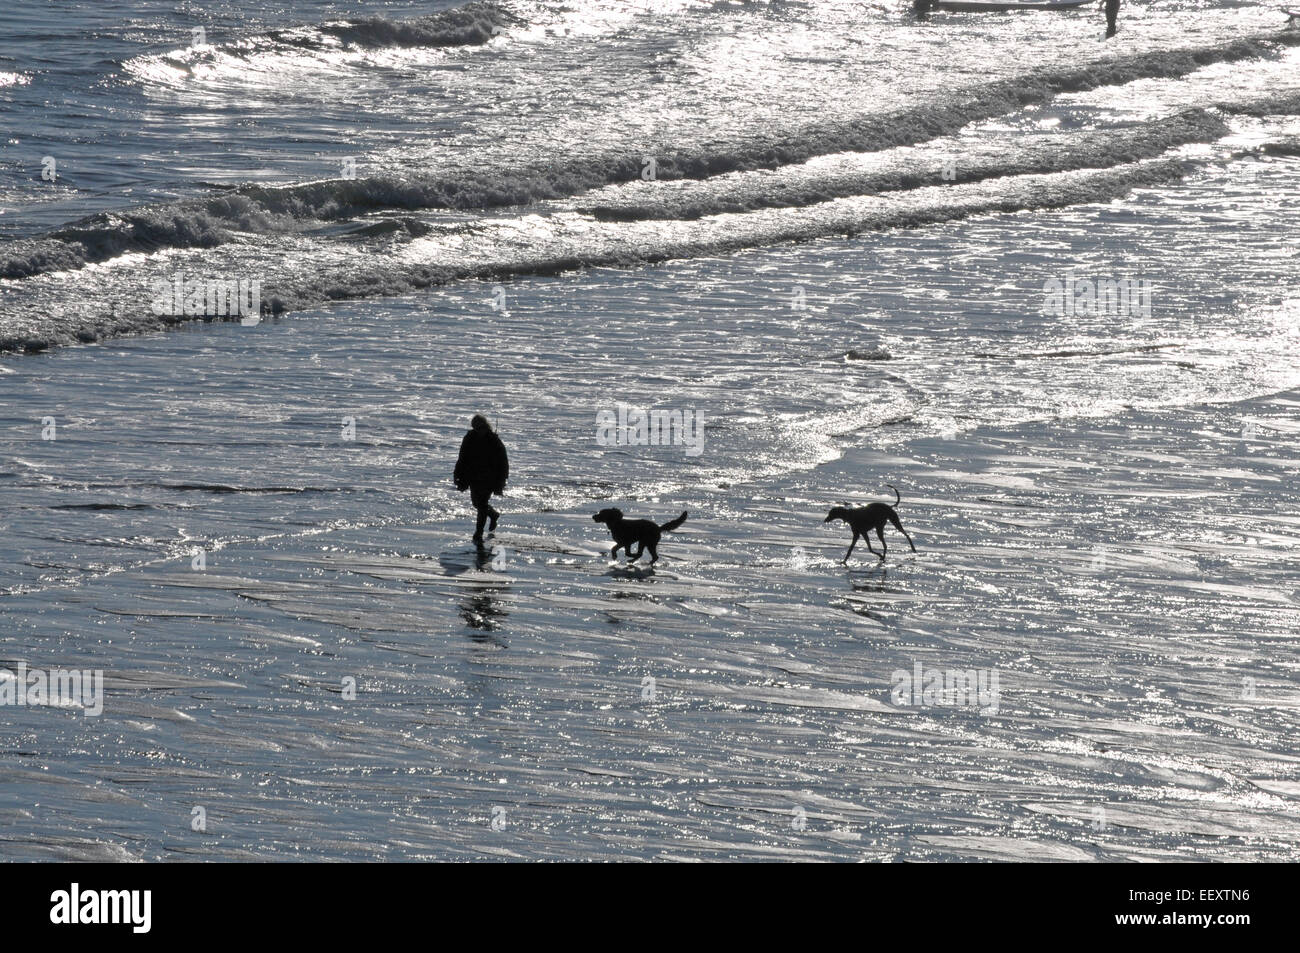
823,485,917,563
592,508,688,564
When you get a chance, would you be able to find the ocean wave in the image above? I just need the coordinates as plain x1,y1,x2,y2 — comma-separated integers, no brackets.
1261,138,1300,157
973,343,1177,360
0,159,1189,354
579,109,1231,222
7,30,1296,281
318,4,516,49
124,1,518,81
1220,87,1300,117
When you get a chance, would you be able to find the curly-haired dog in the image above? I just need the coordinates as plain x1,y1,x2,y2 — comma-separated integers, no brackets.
593,508,687,564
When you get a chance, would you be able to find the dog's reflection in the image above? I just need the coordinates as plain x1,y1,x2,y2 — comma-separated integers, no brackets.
850,566,889,593
848,566,909,599
608,565,656,581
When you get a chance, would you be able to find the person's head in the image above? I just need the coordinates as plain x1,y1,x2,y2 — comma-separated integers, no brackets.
470,414,491,432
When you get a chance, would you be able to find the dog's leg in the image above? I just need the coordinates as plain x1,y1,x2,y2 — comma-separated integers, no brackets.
629,544,643,562
889,512,917,552
610,543,622,560
843,532,859,563
876,526,888,561
648,542,659,564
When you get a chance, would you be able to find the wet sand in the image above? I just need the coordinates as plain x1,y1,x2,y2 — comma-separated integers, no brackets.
3,386,1297,861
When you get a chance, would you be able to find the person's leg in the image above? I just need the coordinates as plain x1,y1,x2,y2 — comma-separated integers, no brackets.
470,486,490,541
475,484,500,531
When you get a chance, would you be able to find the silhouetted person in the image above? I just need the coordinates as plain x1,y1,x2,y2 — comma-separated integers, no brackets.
453,414,508,543
912,0,933,19
1105,0,1120,38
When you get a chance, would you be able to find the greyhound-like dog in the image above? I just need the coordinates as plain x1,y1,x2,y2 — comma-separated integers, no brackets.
823,485,917,563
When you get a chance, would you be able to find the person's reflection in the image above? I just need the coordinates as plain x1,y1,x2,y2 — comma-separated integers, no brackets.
460,588,509,640
438,546,509,645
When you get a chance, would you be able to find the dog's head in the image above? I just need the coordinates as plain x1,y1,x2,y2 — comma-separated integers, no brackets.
592,507,623,525
824,506,850,524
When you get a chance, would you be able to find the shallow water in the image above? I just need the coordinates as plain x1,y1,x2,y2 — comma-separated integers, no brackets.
1,0,1299,860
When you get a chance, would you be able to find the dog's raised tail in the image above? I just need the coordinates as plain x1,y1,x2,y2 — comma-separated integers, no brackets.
886,483,901,507
660,511,688,533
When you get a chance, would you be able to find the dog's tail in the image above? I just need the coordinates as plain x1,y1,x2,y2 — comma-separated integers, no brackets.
660,511,688,533
886,483,901,507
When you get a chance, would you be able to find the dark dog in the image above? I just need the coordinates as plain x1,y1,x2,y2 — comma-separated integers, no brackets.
823,485,917,563
592,508,688,564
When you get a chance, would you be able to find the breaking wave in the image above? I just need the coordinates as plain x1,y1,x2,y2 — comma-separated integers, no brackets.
0,159,1189,353
123,1,519,83
6,30,1297,281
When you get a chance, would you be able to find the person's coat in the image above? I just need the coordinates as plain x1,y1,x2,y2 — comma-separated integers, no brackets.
454,425,509,494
